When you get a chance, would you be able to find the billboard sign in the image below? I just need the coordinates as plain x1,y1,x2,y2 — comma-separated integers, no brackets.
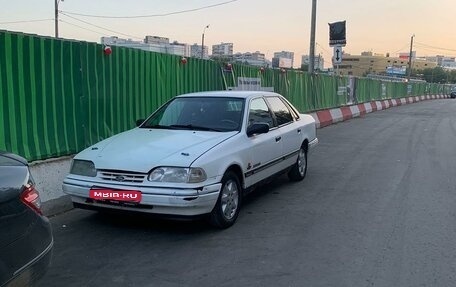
278,57,292,68
386,66,407,75
329,21,347,47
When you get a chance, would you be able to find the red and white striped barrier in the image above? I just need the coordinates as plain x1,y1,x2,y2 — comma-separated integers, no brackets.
310,94,449,128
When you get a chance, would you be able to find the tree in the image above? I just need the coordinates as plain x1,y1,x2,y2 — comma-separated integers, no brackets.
412,67,455,84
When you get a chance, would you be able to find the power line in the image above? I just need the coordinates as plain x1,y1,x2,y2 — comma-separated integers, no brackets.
60,12,142,40
59,0,239,19
59,19,107,36
414,45,456,57
392,43,410,54
415,42,456,52
0,19,53,25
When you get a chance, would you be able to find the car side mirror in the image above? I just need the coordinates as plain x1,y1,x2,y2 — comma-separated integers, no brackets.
247,123,270,137
136,119,145,127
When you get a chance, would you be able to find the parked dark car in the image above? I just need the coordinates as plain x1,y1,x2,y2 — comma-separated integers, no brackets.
0,151,53,287
450,90,456,99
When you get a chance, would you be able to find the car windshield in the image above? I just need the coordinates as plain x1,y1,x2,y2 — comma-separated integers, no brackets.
141,97,245,132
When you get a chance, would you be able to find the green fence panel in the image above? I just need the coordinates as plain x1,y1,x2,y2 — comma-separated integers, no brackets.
355,79,368,102
0,31,84,161
285,71,311,112
316,74,344,109
79,43,225,148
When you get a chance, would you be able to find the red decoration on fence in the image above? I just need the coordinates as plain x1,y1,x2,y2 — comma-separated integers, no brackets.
180,57,188,65
103,46,112,56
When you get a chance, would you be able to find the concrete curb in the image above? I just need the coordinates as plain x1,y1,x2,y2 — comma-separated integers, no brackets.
309,95,449,129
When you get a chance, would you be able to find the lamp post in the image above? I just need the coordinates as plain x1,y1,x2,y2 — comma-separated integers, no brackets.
201,24,210,59
407,34,415,81
55,0,64,38
308,0,317,73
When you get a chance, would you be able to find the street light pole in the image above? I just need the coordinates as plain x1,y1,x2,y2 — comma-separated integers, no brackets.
407,34,415,81
201,24,210,59
308,0,317,73
55,0,59,38
54,0,63,38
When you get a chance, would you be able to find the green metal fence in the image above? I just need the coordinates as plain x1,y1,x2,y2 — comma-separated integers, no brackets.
0,30,449,161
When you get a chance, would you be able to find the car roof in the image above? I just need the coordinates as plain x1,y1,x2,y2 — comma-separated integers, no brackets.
175,91,281,99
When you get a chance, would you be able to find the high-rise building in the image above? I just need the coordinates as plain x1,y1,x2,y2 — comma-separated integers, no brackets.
233,51,268,67
167,41,190,57
101,36,143,47
301,55,325,70
273,51,294,68
212,43,234,57
144,35,169,45
190,44,209,59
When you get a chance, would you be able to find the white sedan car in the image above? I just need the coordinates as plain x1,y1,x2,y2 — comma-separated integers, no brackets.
63,91,318,228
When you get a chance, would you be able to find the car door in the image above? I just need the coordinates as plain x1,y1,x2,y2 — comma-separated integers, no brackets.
265,96,301,169
244,97,283,187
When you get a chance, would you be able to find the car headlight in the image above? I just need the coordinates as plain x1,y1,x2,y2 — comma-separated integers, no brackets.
70,160,97,177
148,167,207,183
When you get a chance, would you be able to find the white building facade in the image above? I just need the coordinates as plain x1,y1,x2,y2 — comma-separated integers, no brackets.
301,55,325,70
272,51,294,68
190,44,209,59
233,51,269,67
212,43,234,57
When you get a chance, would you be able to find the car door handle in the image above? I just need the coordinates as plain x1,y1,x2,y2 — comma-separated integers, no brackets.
297,129,301,134
275,136,282,142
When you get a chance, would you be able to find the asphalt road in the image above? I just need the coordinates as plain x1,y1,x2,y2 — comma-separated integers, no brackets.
38,99,456,287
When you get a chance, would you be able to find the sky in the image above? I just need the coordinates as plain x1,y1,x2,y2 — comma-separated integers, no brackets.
2,0,456,67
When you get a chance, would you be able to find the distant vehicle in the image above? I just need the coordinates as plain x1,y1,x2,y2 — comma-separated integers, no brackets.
0,151,53,287
451,88,456,99
63,91,318,228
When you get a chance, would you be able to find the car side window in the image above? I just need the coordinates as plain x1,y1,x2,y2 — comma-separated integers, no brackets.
265,97,293,126
248,98,274,128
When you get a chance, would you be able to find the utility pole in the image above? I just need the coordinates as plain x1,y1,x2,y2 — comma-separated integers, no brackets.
407,34,415,81
201,25,210,60
308,0,317,73
54,0,59,38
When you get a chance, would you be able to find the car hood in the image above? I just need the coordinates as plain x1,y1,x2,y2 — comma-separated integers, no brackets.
76,128,237,173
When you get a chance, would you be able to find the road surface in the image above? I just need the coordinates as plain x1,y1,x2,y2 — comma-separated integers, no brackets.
38,99,456,287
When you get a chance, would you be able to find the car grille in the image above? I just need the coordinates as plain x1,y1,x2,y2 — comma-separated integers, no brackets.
98,170,147,183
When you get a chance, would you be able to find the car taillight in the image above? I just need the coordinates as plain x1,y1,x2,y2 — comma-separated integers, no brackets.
20,184,42,215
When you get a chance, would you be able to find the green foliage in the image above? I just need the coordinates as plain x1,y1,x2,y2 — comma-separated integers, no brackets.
413,67,455,84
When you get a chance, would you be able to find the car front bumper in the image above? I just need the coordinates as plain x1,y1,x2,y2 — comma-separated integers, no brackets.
62,179,221,216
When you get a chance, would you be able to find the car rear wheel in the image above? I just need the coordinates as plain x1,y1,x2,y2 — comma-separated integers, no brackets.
288,145,307,181
209,171,241,228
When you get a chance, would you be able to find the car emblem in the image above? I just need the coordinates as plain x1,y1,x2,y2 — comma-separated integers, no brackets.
115,176,125,182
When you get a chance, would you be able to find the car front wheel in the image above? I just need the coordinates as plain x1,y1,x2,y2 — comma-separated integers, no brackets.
288,145,307,181
209,171,241,228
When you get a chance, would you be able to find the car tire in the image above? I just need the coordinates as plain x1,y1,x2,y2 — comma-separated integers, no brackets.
288,145,307,182
209,171,242,229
